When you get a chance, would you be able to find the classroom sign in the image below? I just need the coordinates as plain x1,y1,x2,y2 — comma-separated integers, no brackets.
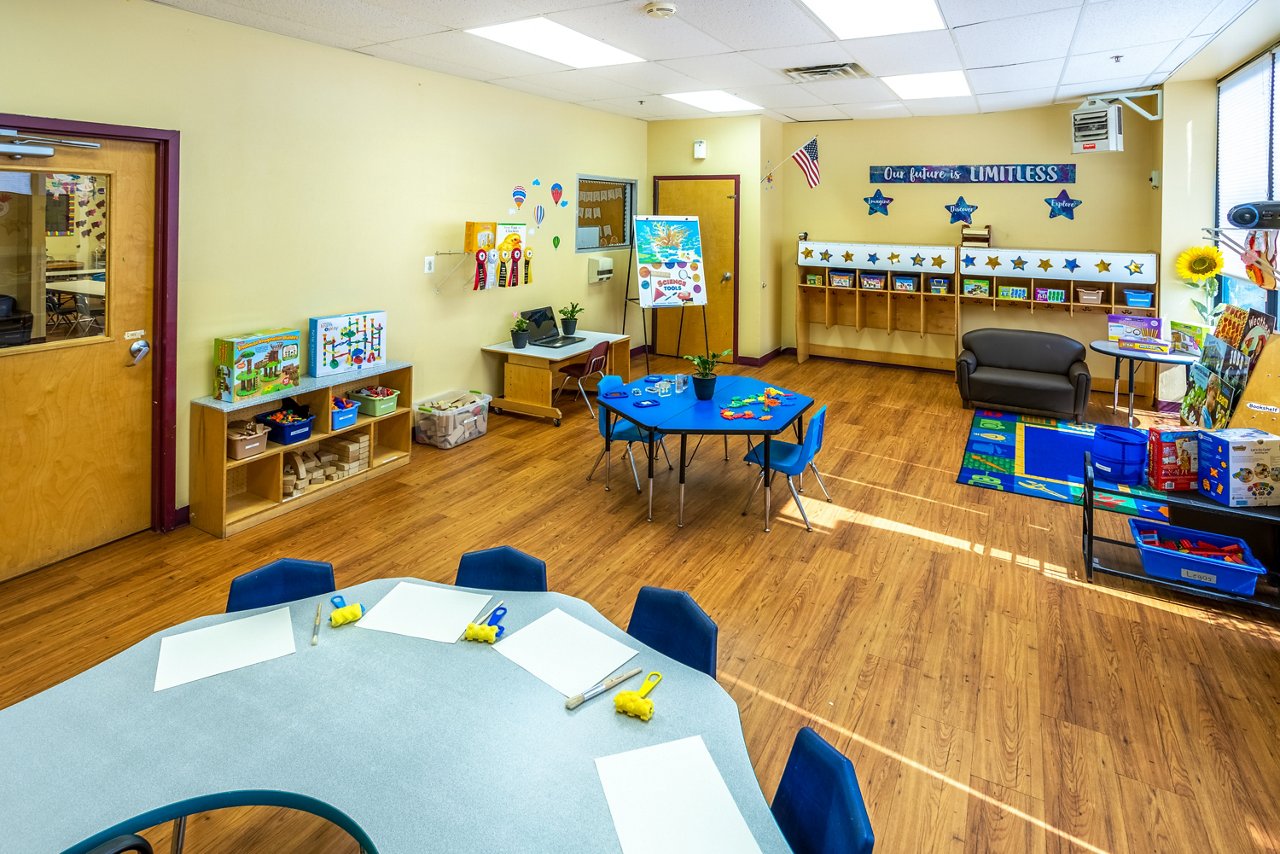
634,215,706,309
870,164,1077,183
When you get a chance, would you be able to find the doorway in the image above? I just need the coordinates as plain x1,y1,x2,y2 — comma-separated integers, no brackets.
652,176,739,361
0,116,179,581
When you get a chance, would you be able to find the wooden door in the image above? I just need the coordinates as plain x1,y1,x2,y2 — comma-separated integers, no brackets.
653,176,738,360
0,139,156,580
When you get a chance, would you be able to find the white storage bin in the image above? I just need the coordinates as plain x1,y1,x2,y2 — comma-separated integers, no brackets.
415,390,492,449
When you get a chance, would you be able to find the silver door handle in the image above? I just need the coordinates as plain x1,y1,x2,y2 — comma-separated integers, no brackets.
128,339,151,366
720,272,733,282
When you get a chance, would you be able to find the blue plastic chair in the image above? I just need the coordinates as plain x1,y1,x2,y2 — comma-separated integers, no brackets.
225,558,336,613
587,375,671,492
742,405,832,531
455,545,548,592
626,586,717,678
772,727,874,854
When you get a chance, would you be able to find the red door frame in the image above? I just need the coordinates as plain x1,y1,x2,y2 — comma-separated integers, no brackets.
651,174,741,359
0,112,182,532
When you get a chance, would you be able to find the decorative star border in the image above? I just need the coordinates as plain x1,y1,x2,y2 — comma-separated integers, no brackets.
795,241,1153,283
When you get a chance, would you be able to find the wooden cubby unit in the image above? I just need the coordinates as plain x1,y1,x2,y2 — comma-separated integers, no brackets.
191,361,413,537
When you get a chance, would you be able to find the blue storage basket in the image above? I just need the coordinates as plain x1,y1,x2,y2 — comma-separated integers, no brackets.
331,402,359,430
1123,289,1154,307
1093,425,1147,484
1127,519,1266,595
255,411,315,445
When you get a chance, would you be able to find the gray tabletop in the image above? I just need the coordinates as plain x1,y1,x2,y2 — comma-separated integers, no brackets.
0,578,788,854
1088,339,1198,365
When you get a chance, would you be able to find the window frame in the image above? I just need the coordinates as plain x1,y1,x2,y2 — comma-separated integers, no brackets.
574,174,636,253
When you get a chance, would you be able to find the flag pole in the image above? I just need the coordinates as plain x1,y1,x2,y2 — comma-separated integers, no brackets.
760,135,818,184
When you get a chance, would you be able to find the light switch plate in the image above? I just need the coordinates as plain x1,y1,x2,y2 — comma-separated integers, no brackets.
424,255,435,274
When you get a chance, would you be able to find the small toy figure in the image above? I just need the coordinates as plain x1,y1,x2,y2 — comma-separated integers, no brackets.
614,672,662,721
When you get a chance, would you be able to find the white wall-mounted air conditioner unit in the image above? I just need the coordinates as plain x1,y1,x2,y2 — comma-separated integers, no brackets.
1072,103,1124,153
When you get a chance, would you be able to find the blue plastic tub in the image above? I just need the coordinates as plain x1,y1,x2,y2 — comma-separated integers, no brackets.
331,402,359,430
1127,519,1266,595
255,411,315,445
1093,425,1147,484
1123,289,1154,307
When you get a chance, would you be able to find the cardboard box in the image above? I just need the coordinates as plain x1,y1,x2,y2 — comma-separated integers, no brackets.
307,311,387,377
213,329,302,402
1108,315,1169,352
1197,428,1280,506
464,221,497,252
1148,426,1199,491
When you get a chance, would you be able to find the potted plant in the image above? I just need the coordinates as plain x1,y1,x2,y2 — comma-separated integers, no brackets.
559,301,584,335
510,313,531,349
683,348,733,400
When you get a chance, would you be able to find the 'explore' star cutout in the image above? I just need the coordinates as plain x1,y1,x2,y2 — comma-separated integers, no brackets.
1045,189,1083,220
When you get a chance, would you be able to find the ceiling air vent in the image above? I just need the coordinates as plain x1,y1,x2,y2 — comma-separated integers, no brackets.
783,63,870,83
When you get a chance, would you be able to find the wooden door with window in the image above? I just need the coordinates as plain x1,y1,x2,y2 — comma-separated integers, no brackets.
0,138,156,580
653,176,738,360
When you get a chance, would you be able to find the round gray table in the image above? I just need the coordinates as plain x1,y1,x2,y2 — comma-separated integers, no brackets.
0,578,788,853
1089,339,1197,426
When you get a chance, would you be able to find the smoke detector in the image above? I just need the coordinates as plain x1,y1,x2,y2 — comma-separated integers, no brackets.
783,63,871,82
643,2,677,18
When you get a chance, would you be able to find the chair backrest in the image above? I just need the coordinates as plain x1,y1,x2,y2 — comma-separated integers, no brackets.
771,727,875,854
225,558,336,613
626,586,717,678
596,374,622,437
585,339,610,374
962,328,1085,374
455,545,548,592
85,835,153,854
799,405,828,463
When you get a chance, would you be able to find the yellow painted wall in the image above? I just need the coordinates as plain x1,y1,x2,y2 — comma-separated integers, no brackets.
1159,80,1219,323
759,117,785,356
777,106,1162,380
8,0,647,507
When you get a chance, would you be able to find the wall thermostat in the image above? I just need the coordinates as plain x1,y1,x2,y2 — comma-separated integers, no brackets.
693,139,707,160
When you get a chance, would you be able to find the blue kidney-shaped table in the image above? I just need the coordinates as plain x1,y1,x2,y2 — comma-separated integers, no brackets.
0,578,788,853
598,376,814,531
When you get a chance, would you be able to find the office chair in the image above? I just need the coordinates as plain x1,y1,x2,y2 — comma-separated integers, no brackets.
588,375,672,492
455,545,548,592
771,727,875,854
85,835,153,854
225,558,336,613
554,339,609,417
741,405,832,531
626,586,717,678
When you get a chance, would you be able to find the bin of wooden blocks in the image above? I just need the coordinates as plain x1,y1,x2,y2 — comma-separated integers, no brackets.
414,390,492,449
281,434,371,499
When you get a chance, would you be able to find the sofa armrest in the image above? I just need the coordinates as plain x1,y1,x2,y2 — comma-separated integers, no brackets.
956,350,978,402
1068,360,1091,422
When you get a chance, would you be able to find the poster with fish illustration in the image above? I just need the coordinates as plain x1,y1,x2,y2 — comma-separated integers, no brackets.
634,215,705,309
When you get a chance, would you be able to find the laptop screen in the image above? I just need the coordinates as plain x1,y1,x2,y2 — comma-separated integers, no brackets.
521,306,559,341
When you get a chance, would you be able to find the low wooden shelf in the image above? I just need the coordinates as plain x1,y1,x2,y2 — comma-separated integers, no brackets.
190,361,413,537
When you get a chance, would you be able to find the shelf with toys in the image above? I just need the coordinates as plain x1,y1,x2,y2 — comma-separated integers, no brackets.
949,247,1159,317
191,361,413,537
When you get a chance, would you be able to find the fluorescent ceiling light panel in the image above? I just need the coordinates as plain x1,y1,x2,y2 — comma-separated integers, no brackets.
664,91,762,113
882,70,971,99
465,17,643,68
799,0,945,39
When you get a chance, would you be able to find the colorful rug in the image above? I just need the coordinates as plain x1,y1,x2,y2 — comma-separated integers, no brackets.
958,410,1168,520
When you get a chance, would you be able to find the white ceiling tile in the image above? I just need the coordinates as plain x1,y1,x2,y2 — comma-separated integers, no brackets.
218,0,442,43
589,62,709,95
672,0,834,50
798,76,898,104
937,0,1083,27
839,30,963,76
356,43,497,80
762,109,797,123
1056,74,1152,99
1062,40,1180,84
906,95,980,116
977,87,1059,112
490,77,580,101
732,84,826,110
967,58,1065,94
1156,34,1212,71
779,105,855,121
953,7,1082,66
738,42,853,71
497,69,648,101
156,0,370,48
1192,0,1257,36
660,53,790,88
1073,0,1222,53
375,30,567,76
546,6,734,62
361,0,607,30
839,101,913,119
583,96,704,121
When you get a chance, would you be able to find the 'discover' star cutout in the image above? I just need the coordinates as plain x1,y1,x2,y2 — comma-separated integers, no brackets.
946,196,978,225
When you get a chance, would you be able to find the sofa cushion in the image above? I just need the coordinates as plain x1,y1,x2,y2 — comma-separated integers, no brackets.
968,366,1074,412
962,328,1085,374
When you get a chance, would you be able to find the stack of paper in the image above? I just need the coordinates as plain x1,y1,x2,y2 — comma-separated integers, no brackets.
356,582,492,642
494,608,637,696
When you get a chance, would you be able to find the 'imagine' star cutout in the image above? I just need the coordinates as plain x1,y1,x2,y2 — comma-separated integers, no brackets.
888,252,901,263
863,189,894,216
842,250,854,262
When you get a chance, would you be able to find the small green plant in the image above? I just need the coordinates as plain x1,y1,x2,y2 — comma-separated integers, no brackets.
683,348,732,378
559,301,585,319
511,313,530,333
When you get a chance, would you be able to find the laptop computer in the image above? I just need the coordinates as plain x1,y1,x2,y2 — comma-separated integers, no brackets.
522,306,585,349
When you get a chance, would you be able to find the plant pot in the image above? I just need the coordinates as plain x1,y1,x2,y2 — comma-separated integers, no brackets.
561,318,578,335
511,330,529,349
692,374,717,400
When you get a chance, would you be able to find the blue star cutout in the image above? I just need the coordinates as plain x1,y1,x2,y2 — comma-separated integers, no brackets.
962,254,976,268
867,253,879,264
911,253,925,266
1126,260,1144,276
946,196,977,225
1045,189,1082,220
864,189,894,216
1011,256,1028,271
1063,258,1081,273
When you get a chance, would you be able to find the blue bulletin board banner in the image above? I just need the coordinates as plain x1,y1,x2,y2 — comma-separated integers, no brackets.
871,164,1076,184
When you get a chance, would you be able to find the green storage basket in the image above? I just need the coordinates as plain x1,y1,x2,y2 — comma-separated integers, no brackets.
349,387,400,417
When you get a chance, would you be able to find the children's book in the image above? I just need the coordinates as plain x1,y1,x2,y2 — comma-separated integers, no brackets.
1182,363,1236,428
1222,344,1251,390
1214,304,1249,348
1169,321,1209,357
1239,309,1276,371
1199,334,1230,374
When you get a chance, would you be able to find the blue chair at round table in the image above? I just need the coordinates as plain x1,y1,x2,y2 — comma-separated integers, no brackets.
455,545,548,592
225,558,336,613
771,726,875,854
741,405,832,532
588,375,672,492
626,586,717,678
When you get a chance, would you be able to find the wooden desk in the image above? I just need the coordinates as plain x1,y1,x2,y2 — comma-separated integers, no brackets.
483,331,630,425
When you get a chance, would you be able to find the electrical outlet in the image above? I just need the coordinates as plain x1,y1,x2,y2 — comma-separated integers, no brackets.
424,255,435,274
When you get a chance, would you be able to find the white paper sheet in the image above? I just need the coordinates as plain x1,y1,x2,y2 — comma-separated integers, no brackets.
354,581,491,643
154,606,296,692
493,608,637,696
596,736,762,854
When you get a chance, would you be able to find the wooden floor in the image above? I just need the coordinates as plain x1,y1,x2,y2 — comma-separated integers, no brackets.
4,354,1280,853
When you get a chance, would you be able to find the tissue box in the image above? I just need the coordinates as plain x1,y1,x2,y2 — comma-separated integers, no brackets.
1148,426,1199,491
213,329,302,402
1198,428,1280,506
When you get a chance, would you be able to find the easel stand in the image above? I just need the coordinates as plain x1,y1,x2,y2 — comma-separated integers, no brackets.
620,244,712,370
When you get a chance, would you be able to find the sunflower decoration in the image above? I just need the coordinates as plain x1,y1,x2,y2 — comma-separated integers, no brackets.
1176,245,1225,282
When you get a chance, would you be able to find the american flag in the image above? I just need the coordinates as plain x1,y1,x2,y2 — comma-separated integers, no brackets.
791,137,820,188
